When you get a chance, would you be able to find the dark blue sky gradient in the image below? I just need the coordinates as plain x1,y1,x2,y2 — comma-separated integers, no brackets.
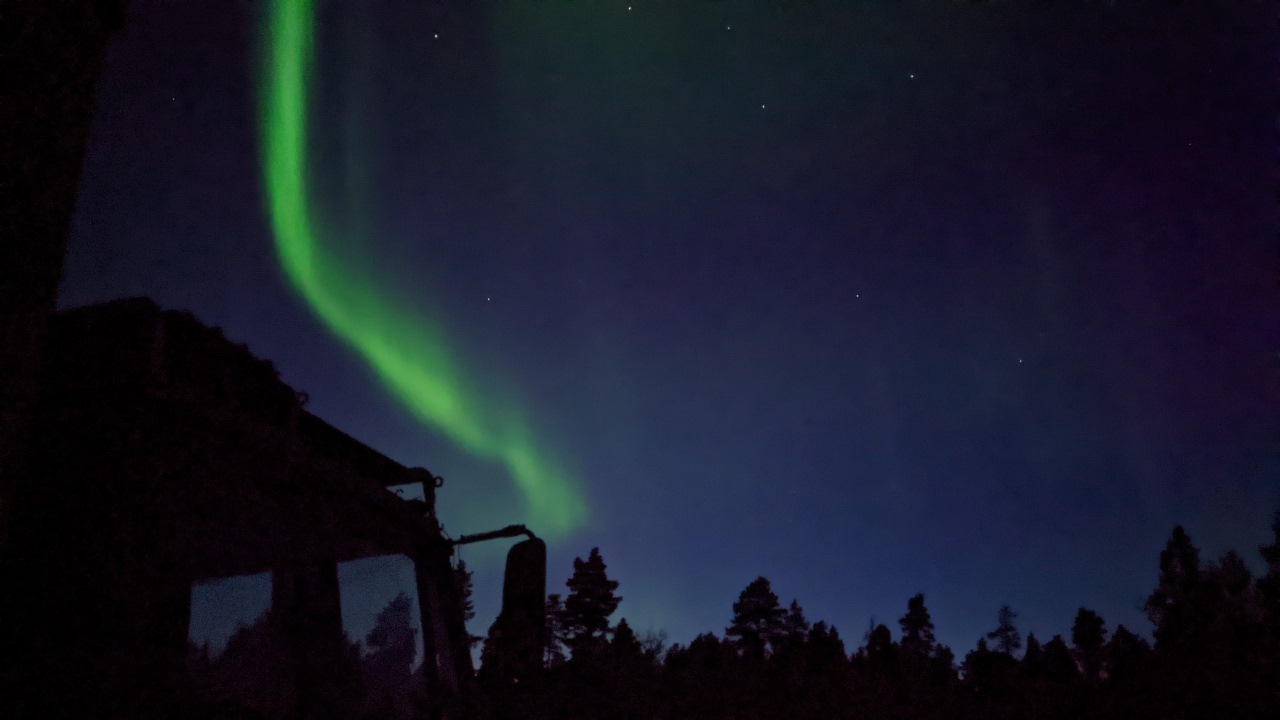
63,0,1277,656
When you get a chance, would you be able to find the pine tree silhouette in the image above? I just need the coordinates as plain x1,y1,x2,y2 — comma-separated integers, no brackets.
562,547,621,656
726,577,785,660
1070,608,1107,683
986,604,1022,656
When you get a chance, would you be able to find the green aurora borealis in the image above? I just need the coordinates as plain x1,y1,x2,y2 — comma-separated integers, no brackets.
259,0,585,535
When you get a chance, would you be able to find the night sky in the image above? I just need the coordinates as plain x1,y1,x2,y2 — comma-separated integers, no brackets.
61,0,1277,658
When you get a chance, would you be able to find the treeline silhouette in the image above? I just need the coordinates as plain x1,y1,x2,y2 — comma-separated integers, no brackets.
190,518,1278,718
477,519,1280,720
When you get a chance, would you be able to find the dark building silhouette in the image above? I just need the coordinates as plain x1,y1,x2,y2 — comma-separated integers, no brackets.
1,0,125,566
5,297,475,719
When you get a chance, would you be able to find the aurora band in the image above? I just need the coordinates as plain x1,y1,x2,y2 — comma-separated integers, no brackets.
259,0,585,535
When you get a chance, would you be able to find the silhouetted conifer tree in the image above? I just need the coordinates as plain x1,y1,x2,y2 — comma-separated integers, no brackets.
609,618,643,662
1104,625,1148,680
864,623,895,663
806,621,847,674
1142,526,1222,718
478,611,522,689
1070,608,1106,683
1036,634,1082,720
597,618,655,720
849,623,898,719
543,593,568,668
898,593,937,659
1196,548,1271,717
1041,635,1077,681
986,604,1022,656
1144,525,1201,651
454,559,481,648
562,548,621,656
725,577,785,660
792,622,849,720
769,598,813,697
763,598,813,715
961,637,1019,719
1020,632,1042,677
783,599,810,642
896,593,957,715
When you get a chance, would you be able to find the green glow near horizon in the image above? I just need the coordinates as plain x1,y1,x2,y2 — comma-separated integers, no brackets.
259,0,585,535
